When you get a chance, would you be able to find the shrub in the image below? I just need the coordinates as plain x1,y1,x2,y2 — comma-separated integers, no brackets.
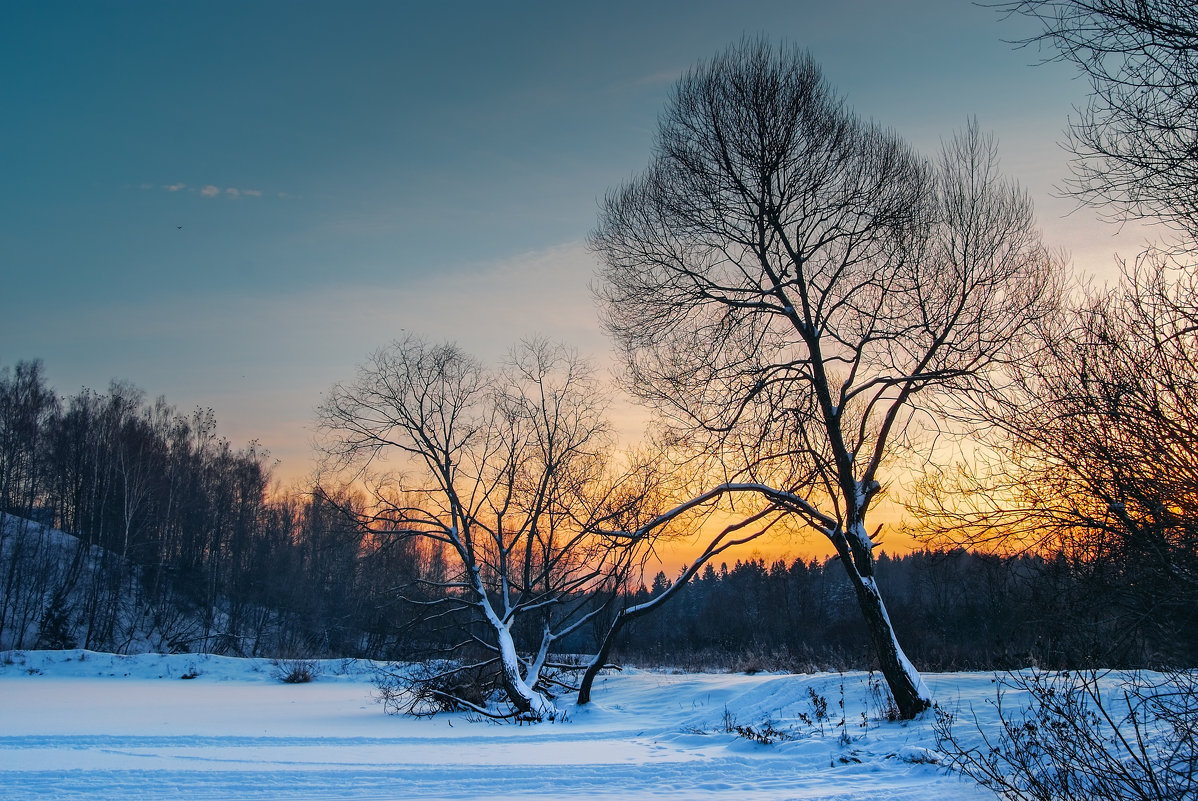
272,658,320,684
936,669,1197,801
374,659,503,717
721,707,795,745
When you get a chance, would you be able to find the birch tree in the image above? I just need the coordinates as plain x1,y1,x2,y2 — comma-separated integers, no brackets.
591,40,1062,718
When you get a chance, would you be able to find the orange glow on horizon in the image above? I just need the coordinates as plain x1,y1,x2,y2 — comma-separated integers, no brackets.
638,499,920,581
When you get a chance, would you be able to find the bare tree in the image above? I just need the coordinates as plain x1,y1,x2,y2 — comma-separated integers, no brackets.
914,253,1198,662
591,40,1062,718
997,0,1198,238
318,336,640,720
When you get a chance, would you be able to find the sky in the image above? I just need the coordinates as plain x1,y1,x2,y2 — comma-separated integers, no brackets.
1,1,1157,556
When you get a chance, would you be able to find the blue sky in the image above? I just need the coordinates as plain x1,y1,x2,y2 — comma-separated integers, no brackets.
1,0,1152,484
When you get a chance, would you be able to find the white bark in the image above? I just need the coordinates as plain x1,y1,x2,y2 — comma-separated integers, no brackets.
493,617,559,720
468,545,560,720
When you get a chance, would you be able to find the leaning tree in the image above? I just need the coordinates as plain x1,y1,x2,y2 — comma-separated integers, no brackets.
591,40,1062,718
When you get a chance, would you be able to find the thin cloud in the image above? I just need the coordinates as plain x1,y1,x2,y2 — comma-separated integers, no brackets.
632,67,682,87
601,67,682,99
152,182,274,198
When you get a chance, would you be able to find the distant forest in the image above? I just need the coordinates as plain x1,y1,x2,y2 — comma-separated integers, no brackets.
2,359,1193,669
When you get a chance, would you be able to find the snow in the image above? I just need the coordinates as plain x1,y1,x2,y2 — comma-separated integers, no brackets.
0,650,1009,800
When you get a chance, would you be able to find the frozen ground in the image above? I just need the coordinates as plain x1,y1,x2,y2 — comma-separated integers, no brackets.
0,650,1005,800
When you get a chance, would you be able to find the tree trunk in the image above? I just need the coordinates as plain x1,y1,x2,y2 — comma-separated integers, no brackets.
493,622,559,720
579,559,714,705
578,609,627,705
473,584,559,720
840,561,931,719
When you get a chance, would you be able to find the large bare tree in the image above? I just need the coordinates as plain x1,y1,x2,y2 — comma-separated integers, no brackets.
591,40,1062,718
318,337,636,720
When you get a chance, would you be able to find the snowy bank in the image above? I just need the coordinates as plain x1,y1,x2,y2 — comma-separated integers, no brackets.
0,650,1021,800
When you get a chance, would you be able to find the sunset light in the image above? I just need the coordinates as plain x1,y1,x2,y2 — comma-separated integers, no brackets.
2,1,1195,798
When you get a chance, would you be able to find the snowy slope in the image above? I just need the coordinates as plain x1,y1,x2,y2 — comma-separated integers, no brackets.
0,515,250,655
0,650,1007,801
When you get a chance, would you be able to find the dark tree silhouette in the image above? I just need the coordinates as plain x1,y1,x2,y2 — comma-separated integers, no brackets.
591,40,1062,718
998,0,1198,237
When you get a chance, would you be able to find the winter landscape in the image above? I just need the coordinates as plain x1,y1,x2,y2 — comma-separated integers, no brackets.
0,650,1048,801
4,2,1198,800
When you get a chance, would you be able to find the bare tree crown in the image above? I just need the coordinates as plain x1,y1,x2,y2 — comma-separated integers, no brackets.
592,40,1062,527
589,40,1063,719
316,337,631,719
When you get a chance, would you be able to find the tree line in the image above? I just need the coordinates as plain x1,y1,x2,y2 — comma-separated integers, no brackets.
0,360,427,656
4,351,1190,676
612,547,1198,673
6,356,1191,671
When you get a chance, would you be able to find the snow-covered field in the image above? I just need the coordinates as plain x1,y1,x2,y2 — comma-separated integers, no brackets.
0,650,1005,800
